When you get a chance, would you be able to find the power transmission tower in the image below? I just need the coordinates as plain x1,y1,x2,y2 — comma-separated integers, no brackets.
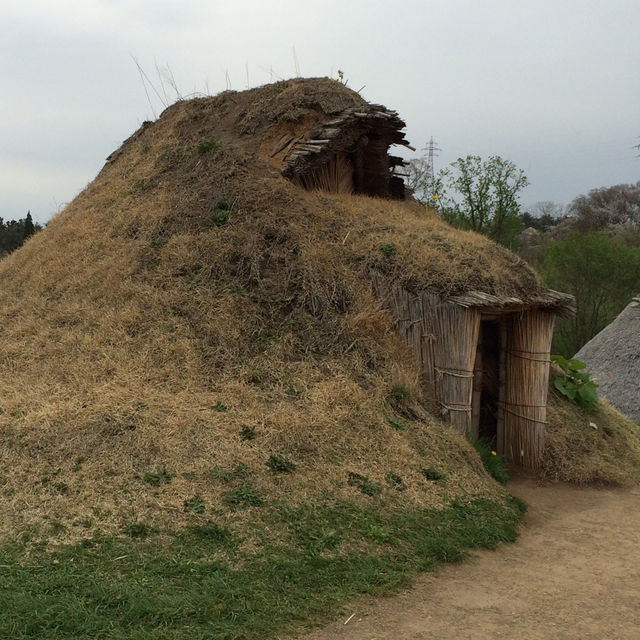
425,137,441,181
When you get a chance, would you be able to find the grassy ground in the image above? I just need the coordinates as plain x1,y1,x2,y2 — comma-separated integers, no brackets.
0,496,524,640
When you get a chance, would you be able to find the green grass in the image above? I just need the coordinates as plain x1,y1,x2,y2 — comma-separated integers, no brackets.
0,497,523,639
473,438,510,485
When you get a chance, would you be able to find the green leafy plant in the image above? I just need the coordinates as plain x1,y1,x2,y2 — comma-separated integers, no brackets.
143,467,175,487
184,495,205,515
267,455,296,474
387,417,407,431
204,199,233,228
347,472,382,497
239,425,256,441
197,138,218,154
422,467,447,483
379,244,396,257
208,463,249,483
551,355,599,412
222,485,264,509
211,401,228,413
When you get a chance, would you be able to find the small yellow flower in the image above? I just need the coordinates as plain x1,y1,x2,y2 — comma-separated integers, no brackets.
491,451,497,456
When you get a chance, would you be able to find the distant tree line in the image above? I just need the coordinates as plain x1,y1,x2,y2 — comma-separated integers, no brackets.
0,212,41,257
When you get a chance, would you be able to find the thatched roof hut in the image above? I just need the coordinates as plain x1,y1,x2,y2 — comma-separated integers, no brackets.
575,296,640,423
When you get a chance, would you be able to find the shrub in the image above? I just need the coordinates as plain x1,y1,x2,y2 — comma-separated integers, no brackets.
551,355,599,412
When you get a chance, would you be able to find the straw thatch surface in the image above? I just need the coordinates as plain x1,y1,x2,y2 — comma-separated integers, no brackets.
575,296,640,423
0,78,636,543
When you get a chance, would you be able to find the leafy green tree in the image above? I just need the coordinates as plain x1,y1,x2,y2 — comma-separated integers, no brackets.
541,232,640,356
436,155,528,248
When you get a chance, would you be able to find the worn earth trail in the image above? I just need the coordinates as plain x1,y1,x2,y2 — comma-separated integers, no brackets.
300,479,640,640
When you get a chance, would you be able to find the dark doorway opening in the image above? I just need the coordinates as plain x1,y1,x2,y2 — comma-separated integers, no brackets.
473,319,502,444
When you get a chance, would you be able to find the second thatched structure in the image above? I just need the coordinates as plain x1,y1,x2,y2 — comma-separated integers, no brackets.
372,274,573,469
575,295,640,423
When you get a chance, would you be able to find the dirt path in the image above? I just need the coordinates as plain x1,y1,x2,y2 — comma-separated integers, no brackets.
301,480,640,640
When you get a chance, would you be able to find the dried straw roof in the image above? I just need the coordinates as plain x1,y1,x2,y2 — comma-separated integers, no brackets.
575,296,640,423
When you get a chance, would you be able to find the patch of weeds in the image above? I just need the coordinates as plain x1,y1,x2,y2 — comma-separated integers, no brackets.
347,472,382,497
204,198,233,228
211,401,228,413
182,472,198,482
364,524,391,544
222,485,264,509
422,467,447,484
122,522,152,538
150,237,166,249
387,384,411,408
385,472,405,491
551,355,599,412
208,464,249,483
239,425,256,441
143,467,175,487
387,417,407,431
184,495,206,515
267,455,296,474
197,138,219,154
473,439,509,485
379,244,396,257
187,521,232,545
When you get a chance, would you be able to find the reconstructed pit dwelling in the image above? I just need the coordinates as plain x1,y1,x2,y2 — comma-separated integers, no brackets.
269,96,573,469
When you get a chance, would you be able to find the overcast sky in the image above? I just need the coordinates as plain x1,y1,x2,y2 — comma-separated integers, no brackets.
2,0,639,223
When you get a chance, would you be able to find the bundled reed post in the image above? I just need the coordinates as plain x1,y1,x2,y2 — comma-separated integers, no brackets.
503,310,555,468
433,304,481,433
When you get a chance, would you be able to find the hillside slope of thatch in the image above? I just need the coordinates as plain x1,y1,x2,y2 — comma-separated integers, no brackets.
0,78,637,544
575,296,640,423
